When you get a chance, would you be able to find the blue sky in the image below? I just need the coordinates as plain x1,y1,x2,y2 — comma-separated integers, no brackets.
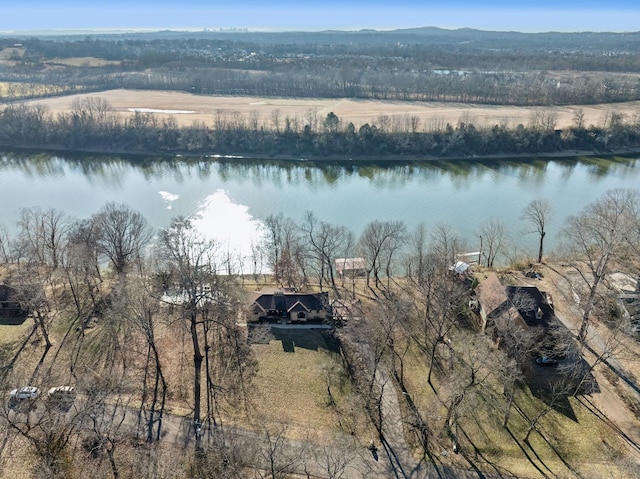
2,1,640,33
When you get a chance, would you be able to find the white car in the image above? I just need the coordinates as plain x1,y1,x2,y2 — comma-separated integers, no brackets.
10,386,39,400
47,386,76,411
8,386,40,409
47,385,74,396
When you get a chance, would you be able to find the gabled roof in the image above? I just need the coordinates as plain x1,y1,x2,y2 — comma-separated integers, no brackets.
287,301,310,313
252,291,329,313
476,274,554,329
476,273,508,318
505,286,554,328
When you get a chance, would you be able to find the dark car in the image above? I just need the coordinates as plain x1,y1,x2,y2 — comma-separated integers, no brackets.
535,356,558,366
525,271,543,280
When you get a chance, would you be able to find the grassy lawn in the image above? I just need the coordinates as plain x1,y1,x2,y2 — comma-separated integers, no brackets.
0,318,32,345
398,337,635,477
241,328,365,442
0,317,38,383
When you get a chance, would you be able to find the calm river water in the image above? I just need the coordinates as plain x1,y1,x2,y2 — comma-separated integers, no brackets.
1,152,639,261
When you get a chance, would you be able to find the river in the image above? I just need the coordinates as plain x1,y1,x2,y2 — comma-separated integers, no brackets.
1,152,639,264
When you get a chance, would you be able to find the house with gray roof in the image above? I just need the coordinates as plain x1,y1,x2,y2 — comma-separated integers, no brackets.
249,290,332,324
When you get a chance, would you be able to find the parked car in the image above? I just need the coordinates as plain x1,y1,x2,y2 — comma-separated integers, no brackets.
47,386,76,411
8,386,40,410
525,271,544,280
535,356,558,366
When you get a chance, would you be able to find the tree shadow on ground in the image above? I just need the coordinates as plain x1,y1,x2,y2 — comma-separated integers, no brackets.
456,425,523,478
576,394,640,456
0,323,36,380
525,356,600,422
529,386,577,422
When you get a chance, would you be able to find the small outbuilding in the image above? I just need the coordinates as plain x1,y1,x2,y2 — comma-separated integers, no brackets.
335,258,366,277
449,261,471,276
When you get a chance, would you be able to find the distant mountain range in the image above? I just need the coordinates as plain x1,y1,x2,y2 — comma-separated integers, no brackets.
3,26,638,53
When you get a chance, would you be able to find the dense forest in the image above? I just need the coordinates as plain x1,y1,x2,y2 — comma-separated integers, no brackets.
1,98,639,158
3,28,640,106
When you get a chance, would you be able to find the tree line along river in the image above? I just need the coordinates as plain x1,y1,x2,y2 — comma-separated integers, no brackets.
1,151,639,264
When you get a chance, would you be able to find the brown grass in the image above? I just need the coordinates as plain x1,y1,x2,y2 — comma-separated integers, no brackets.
240,329,352,441
22,88,640,131
397,327,637,477
45,57,121,67
0,320,32,345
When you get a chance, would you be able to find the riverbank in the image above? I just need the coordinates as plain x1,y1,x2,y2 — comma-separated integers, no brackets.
3,143,640,164
6,94,640,162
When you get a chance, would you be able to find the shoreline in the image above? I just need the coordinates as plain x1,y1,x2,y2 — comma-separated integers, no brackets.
2,144,640,164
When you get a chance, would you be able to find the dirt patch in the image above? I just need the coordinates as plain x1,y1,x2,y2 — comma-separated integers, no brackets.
22,88,640,131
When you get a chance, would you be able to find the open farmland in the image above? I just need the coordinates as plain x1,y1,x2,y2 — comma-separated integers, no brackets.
23,88,640,131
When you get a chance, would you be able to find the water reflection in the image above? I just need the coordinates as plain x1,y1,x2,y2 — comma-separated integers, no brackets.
0,151,638,259
2,151,638,190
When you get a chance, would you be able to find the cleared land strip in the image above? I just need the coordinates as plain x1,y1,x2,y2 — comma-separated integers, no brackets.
22,89,640,131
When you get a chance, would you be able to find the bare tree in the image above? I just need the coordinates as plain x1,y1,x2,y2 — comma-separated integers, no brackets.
560,188,640,342
404,224,467,387
270,109,282,134
521,199,553,264
315,437,358,479
0,223,14,263
157,217,255,453
301,212,353,294
278,215,305,288
63,218,104,324
572,108,585,129
478,217,508,268
2,394,84,479
8,268,60,381
17,207,69,268
78,354,133,479
263,213,284,284
444,333,496,453
359,220,407,291
522,380,571,445
252,423,307,479
404,223,430,281
113,276,168,443
157,216,217,452
92,202,153,275
489,290,542,427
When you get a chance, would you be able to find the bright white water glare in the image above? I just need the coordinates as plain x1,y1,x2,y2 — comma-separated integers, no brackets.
190,189,265,263
158,190,180,209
